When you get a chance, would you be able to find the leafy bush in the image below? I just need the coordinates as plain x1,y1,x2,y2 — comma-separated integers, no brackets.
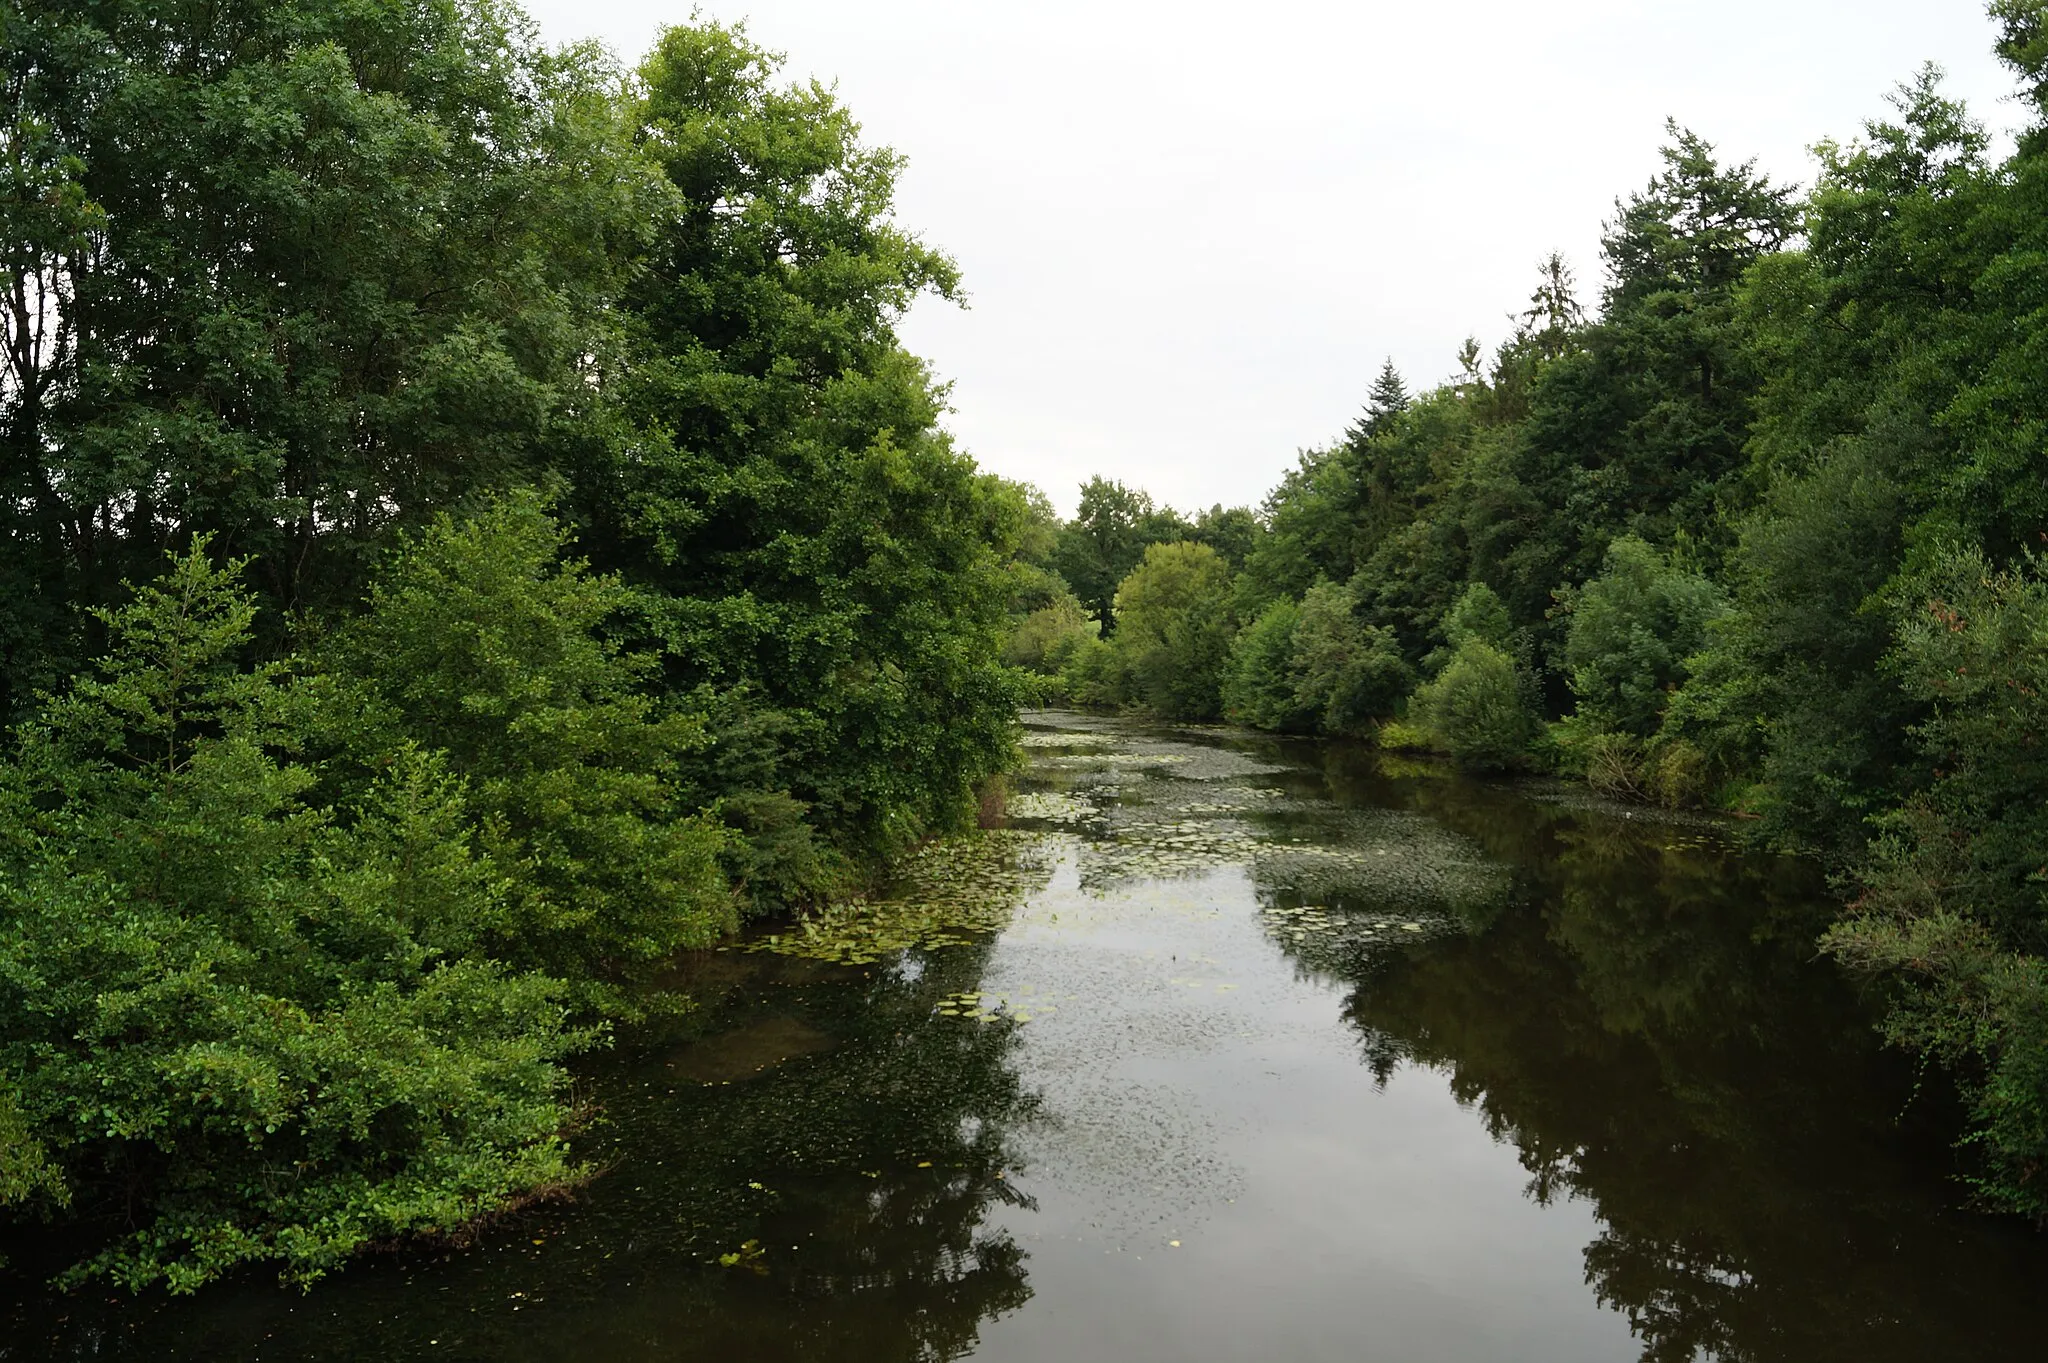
1291,581,1414,734
322,494,734,1002
0,546,585,1291
1004,594,1098,675
1411,639,1542,770
1565,537,1727,738
1824,548,2048,1215
1111,542,1237,720
1056,636,1129,708
1223,600,1317,731
1441,581,1515,651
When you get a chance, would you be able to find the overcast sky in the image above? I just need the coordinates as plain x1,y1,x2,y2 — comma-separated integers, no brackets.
520,1,2023,517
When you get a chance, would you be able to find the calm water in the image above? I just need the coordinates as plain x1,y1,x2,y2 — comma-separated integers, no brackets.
5,711,2045,1361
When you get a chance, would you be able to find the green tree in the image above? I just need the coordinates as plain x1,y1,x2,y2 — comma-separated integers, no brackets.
0,545,584,1291
1004,594,1097,677
578,20,1024,863
323,494,733,1001
1223,599,1316,732
1468,126,1796,659
1191,504,1261,570
1670,70,1989,850
1111,542,1236,720
1412,639,1541,771
1291,581,1413,734
1824,547,2048,1215
1346,359,1411,444
1565,537,1726,739
0,0,663,713
1051,477,1193,634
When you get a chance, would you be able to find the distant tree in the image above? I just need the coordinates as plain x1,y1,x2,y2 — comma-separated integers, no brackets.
1223,599,1317,731
1112,542,1236,720
1052,477,1156,634
1603,121,1798,310
1192,504,1261,570
1516,252,1587,360
1290,581,1413,734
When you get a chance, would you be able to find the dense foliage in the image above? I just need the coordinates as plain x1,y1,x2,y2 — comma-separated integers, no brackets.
0,3,1026,1288
1016,4,2048,1218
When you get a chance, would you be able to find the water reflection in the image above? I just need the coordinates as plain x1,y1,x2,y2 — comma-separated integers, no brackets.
1295,742,2044,1363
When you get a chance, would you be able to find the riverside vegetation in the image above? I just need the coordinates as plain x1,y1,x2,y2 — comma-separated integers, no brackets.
0,4,1025,1290
1010,4,2048,1227
2,0,2047,1303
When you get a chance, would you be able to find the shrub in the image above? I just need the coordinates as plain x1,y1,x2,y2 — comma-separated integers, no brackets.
1292,582,1413,734
1411,638,1542,770
323,494,734,1000
1057,636,1129,708
0,545,585,1291
1442,581,1515,650
1565,536,1727,738
1223,600,1316,731
1004,594,1098,675
1111,542,1236,720
1823,547,2048,1216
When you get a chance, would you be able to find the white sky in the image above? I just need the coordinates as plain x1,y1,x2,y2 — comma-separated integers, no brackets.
520,1,2026,517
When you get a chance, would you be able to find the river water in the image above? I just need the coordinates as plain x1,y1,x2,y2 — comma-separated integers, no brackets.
5,710,2046,1361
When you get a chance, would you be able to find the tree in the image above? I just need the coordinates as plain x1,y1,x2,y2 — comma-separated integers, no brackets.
1290,581,1412,734
1565,537,1726,739
1347,359,1411,445
1412,639,1542,771
0,0,663,714
1223,600,1316,732
1517,252,1588,360
1823,547,2048,1217
576,20,1024,863
1602,121,1798,310
0,545,584,1291
321,494,734,1003
1052,477,1195,633
1111,542,1236,720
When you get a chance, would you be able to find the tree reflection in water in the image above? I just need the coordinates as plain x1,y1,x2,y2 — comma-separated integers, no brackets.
1289,746,2043,1363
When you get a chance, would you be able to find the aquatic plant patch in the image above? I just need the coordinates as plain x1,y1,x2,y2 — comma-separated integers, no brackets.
742,831,1054,964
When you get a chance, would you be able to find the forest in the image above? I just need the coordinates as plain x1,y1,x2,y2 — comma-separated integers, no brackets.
0,0,2045,1301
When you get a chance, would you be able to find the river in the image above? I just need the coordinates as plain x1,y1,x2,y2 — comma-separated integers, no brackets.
4,710,2044,1361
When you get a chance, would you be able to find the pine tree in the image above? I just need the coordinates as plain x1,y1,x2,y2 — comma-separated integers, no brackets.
1347,359,1412,445
1517,252,1586,359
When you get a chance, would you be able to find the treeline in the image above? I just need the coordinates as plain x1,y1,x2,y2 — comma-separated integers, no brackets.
0,4,1026,1289
1012,5,2048,1219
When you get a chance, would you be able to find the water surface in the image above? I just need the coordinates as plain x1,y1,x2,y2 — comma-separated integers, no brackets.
5,711,2044,1361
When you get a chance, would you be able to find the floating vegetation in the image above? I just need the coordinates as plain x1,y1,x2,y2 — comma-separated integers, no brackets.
714,1239,767,1273
1035,752,1191,772
1006,790,1102,826
1255,895,1465,976
1018,732,1111,750
1260,905,1341,940
930,987,1071,1025
742,830,1052,964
